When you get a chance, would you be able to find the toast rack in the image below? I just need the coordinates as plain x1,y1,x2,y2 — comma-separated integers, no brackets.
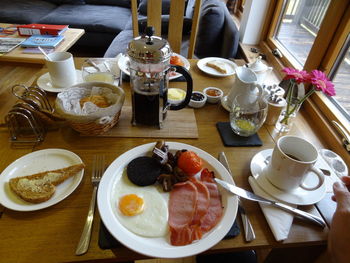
5,84,55,145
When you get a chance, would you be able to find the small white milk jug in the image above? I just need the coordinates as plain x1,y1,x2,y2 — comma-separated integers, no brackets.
226,66,263,108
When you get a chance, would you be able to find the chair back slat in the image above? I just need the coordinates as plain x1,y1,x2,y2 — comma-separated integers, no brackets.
131,0,138,38
168,0,186,54
147,0,162,36
130,0,202,58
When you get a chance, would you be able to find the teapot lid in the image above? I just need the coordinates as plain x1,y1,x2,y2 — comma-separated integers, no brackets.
249,56,269,72
127,27,172,63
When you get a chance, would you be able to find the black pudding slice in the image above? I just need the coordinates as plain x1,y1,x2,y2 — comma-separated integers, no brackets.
127,156,161,186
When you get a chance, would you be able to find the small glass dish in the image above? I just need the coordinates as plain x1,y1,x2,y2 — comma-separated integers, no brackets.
189,91,207,108
82,58,120,84
203,87,223,104
168,88,186,104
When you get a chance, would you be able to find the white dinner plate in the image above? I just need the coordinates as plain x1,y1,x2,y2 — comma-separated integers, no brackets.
197,57,237,77
36,70,83,93
98,142,238,258
250,149,327,205
0,149,84,211
117,53,190,80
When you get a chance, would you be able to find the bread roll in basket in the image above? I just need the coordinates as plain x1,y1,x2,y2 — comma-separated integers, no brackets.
55,82,125,135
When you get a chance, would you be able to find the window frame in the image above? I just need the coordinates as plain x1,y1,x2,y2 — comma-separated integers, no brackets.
259,0,350,161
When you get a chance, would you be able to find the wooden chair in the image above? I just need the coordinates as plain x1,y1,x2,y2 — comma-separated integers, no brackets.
130,0,202,59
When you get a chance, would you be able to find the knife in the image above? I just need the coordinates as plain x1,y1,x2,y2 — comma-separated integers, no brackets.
215,178,326,228
218,152,256,242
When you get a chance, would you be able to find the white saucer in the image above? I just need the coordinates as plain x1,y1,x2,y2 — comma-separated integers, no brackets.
197,57,237,77
250,149,327,205
37,70,83,93
220,95,231,112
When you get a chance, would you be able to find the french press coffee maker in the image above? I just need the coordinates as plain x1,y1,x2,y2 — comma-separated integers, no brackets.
127,27,193,128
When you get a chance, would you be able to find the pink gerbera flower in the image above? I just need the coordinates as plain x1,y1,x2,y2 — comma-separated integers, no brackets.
282,67,309,84
310,70,336,96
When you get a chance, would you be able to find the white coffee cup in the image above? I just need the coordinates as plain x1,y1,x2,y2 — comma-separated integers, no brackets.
46,51,77,89
265,135,325,192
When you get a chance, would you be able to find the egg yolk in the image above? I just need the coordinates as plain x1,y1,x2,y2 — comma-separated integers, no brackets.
119,194,144,216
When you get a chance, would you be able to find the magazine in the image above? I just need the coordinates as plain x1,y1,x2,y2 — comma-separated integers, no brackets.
0,37,25,53
20,35,65,48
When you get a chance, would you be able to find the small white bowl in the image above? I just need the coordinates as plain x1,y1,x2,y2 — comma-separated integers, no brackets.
189,91,207,108
203,87,223,104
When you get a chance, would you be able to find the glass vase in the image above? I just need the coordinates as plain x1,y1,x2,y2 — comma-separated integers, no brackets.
275,102,301,133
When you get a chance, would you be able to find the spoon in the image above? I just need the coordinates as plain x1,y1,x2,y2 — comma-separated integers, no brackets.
38,46,51,61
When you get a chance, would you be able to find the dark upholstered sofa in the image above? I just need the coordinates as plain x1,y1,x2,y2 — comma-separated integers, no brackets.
0,0,239,58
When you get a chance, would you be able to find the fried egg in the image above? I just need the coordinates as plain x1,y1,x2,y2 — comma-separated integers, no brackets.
113,169,169,237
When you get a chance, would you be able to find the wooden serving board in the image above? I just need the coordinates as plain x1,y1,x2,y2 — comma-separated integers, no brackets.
94,106,198,138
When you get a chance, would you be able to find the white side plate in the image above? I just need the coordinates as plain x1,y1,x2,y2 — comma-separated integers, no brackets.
0,149,84,211
197,57,237,77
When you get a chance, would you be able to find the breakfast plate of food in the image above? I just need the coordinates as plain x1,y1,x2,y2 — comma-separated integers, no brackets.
117,53,190,80
0,149,84,211
98,141,238,258
197,57,237,77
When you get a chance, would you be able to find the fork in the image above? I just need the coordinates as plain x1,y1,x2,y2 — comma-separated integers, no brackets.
75,155,105,256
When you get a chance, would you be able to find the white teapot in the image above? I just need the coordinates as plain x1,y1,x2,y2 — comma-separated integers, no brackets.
246,56,273,85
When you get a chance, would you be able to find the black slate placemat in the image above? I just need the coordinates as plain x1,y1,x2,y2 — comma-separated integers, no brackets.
216,122,263,147
98,219,240,250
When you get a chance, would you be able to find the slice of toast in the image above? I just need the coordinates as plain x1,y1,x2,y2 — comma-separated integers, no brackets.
206,60,227,74
9,163,85,204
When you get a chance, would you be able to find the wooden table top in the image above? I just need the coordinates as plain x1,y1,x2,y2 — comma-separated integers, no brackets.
0,58,329,263
0,23,84,64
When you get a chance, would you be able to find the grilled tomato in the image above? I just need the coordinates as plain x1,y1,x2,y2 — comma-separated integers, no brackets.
177,150,203,175
170,55,184,66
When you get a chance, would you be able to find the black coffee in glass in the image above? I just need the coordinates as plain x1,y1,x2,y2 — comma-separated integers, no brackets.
131,76,168,127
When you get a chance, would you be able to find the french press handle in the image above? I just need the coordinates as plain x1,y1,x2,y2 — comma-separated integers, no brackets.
169,65,193,111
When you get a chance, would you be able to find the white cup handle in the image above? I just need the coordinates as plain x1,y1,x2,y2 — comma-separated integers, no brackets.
300,167,325,191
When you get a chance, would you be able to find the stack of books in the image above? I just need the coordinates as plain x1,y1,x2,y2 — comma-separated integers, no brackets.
17,24,68,53
17,24,68,36
20,35,65,49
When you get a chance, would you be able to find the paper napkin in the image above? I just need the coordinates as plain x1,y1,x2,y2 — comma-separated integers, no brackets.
248,176,296,241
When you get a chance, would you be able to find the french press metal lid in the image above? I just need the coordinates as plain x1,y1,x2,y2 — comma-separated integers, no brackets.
127,27,172,64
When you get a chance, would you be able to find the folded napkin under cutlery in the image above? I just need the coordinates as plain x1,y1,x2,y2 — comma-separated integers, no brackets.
248,176,295,241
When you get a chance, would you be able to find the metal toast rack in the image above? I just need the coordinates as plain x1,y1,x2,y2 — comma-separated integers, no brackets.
5,84,58,146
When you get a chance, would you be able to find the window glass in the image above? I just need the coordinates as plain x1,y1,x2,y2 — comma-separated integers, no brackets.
329,35,350,117
274,0,330,67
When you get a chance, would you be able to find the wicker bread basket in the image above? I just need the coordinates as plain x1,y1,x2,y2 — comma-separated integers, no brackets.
55,82,125,135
